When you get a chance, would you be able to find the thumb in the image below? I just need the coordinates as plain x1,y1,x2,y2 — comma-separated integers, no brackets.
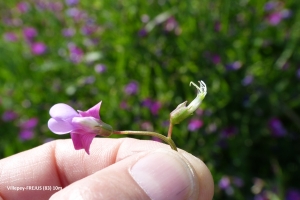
50,149,213,200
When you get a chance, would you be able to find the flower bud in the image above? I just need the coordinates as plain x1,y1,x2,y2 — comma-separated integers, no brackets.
170,81,207,124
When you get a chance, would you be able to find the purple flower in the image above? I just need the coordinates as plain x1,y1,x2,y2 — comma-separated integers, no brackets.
3,32,18,42
119,101,128,109
164,17,178,32
48,102,112,154
20,118,38,129
84,76,95,84
297,68,300,79
140,121,153,131
281,9,292,19
65,0,79,6
19,118,38,140
141,98,162,115
94,64,106,73
254,191,269,200
81,25,97,35
218,176,230,190
188,119,203,131
152,136,162,143
264,1,278,11
124,81,139,95
68,44,84,63
62,28,75,37
214,21,221,32
138,28,148,37
242,75,254,86
266,12,282,25
268,118,287,137
150,101,161,115
20,129,34,140
17,2,29,13
211,54,221,64
225,61,242,71
221,126,237,138
232,177,244,188
31,42,47,55
286,189,300,200
23,27,37,41
2,110,18,121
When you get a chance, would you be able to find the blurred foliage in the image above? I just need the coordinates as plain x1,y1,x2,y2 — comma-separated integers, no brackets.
1,0,300,199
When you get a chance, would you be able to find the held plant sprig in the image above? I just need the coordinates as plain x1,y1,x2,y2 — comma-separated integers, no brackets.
48,81,207,154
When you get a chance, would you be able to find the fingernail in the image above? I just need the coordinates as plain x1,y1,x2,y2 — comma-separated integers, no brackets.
130,149,199,200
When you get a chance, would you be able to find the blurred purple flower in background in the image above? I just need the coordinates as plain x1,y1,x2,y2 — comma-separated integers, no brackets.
286,189,300,200
119,101,128,109
31,42,47,55
94,64,106,73
140,121,153,131
211,54,221,65
225,61,242,71
214,20,221,32
138,28,148,37
62,28,75,37
232,177,244,188
68,43,84,63
19,118,38,140
164,17,178,32
268,117,287,137
152,136,162,143
16,2,29,13
264,1,278,11
84,76,95,85
141,98,162,115
66,7,80,17
81,24,97,35
124,81,139,95
150,101,161,115
2,110,18,122
297,68,300,79
23,27,37,41
218,176,230,190
3,32,18,42
221,126,237,138
20,118,38,129
188,119,203,131
266,12,283,26
242,75,254,86
19,129,34,140
65,0,79,6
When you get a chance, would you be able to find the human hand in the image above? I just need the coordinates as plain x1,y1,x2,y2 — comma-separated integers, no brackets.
0,138,214,200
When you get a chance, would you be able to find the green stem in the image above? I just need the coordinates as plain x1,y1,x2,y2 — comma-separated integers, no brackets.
113,130,177,151
167,122,173,138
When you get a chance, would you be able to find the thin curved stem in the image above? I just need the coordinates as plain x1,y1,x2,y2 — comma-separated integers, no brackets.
113,130,177,151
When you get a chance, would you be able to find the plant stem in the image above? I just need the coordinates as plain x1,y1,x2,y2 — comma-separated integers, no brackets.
113,130,177,151
167,121,173,138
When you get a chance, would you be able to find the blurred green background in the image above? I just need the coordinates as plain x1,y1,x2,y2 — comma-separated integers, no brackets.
1,0,300,199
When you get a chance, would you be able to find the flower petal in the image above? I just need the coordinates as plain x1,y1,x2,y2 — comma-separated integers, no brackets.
78,101,101,119
49,103,79,122
70,132,96,154
48,118,73,134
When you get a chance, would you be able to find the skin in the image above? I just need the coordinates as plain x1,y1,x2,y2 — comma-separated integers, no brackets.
0,138,214,200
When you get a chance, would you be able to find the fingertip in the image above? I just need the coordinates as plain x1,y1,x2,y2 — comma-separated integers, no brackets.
180,151,214,200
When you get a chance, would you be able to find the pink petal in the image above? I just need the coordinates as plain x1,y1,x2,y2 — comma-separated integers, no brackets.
78,101,101,119
70,132,97,154
48,118,73,134
50,103,79,122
